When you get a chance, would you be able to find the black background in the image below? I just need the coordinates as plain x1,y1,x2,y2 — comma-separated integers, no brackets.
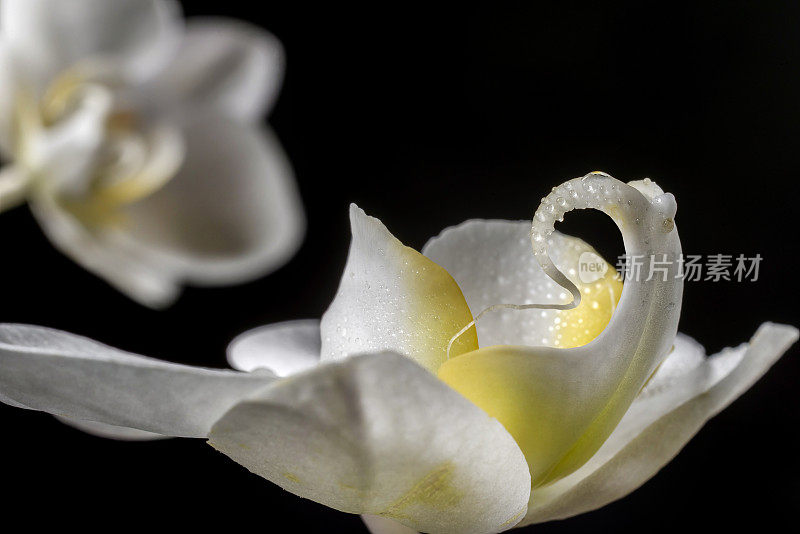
1,2,798,532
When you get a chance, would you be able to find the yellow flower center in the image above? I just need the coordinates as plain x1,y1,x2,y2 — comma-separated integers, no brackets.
436,258,622,487
11,67,184,227
554,274,621,349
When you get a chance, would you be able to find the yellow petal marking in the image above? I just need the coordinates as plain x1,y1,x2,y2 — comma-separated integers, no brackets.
380,462,463,522
399,241,479,372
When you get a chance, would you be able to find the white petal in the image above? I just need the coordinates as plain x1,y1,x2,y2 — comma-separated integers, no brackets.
121,117,305,287
29,116,303,308
422,219,613,347
54,416,168,441
209,352,530,534
149,18,284,122
362,515,419,534
638,333,711,397
521,322,798,525
227,319,320,376
29,191,183,308
0,324,274,437
0,391,30,409
0,165,29,212
320,205,477,373
0,41,18,156
1,0,182,85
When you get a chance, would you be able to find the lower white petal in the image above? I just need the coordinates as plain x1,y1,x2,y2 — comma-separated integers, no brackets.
29,192,182,308
54,416,168,441
0,42,18,156
209,352,530,534
520,322,798,525
120,117,305,287
0,324,274,437
227,319,320,376
362,514,419,534
0,165,30,212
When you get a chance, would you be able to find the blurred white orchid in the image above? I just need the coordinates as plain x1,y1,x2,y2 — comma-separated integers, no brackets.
0,0,304,307
0,173,795,534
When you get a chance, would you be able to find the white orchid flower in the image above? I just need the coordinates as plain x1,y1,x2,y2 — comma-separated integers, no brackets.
0,0,304,307
0,173,795,534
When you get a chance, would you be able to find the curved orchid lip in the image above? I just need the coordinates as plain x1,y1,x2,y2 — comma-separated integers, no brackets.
441,173,684,487
0,0,305,307
0,172,797,534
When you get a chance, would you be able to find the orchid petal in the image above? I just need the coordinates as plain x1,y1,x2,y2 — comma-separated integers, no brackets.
227,319,320,376
423,220,621,348
25,115,183,308
521,323,798,524
0,165,29,212
26,83,113,198
320,206,477,373
54,416,168,441
209,352,530,534
149,18,284,122
120,116,305,288
0,0,182,86
362,515,419,534
0,42,18,156
28,117,302,309
438,174,683,487
0,324,274,437
29,190,182,308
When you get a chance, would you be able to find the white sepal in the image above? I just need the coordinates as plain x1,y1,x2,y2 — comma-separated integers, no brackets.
209,352,530,534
